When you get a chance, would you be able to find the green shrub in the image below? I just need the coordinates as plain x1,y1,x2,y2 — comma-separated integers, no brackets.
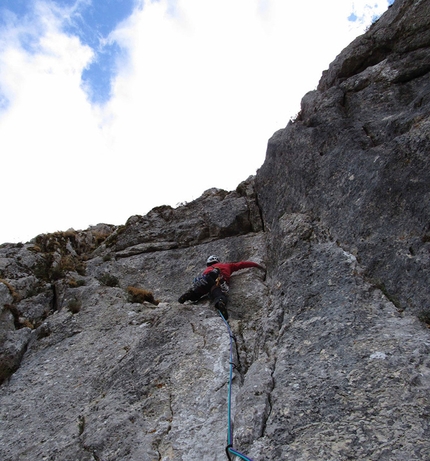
98,273,119,287
418,309,430,327
68,278,86,288
67,299,82,314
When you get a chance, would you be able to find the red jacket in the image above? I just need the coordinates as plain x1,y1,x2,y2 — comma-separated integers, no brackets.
203,261,262,284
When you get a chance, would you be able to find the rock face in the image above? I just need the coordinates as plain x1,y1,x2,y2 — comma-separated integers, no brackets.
257,0,430,318
1,1,429,460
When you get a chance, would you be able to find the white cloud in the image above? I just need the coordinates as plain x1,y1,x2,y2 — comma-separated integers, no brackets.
0,0,391,243
0,2,107,241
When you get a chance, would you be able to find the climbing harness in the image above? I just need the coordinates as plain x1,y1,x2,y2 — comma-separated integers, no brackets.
218,310,255,461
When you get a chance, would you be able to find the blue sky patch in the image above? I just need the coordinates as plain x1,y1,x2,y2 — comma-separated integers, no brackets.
81,41,123,104
64,0,137,49
0,0,31,19
348,1,395,24
1,0,137,105
64,0,137,104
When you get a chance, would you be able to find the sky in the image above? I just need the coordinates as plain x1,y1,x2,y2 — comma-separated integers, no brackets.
0,0,395,244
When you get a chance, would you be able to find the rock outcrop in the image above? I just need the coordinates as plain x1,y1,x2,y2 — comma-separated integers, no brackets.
1,1,429,460
256,0,430,317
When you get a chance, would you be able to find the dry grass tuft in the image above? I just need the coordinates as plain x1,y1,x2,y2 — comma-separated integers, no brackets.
127,286,159,306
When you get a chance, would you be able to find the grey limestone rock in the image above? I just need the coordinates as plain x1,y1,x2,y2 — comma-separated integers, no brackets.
1,1,429,460
256,0,430,317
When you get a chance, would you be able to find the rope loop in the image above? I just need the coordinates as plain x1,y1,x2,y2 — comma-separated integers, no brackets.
225,444,233,461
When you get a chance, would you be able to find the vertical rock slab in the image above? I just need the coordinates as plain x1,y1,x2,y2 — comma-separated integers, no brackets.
255,0,430,315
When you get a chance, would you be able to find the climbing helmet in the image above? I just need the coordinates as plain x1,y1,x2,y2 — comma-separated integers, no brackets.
206,255,220,266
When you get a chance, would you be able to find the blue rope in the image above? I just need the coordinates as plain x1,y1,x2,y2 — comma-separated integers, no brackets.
219,311,255,461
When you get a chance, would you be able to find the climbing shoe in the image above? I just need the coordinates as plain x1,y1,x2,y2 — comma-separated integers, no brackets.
216,301,228,320
178,293,189,304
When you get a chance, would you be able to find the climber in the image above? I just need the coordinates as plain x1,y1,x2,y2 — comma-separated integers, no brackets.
178,255,266,320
